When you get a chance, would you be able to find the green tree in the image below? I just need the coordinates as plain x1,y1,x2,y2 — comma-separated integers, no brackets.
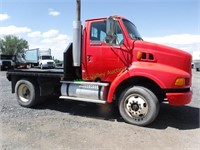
54,59,61,64
0,35,29,55
54,59,63,67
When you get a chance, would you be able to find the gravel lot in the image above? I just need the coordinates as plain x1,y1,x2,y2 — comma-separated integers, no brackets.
0,70,200,150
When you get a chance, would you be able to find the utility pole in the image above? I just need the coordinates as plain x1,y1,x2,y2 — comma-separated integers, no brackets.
76,0,81,21
73,0,81,67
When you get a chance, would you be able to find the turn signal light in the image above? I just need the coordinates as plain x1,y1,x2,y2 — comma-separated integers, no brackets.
175,78,185,87
137,51,143,60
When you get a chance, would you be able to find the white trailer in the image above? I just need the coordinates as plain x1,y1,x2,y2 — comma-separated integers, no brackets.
192,51,200,71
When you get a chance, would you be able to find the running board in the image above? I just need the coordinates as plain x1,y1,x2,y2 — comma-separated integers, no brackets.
59,96,107,104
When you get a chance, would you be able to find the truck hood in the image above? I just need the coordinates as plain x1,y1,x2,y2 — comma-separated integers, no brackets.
133,40,192,74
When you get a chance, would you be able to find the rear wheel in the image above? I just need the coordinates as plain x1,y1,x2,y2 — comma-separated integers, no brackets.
119,86,159,126
196,68,200,72
15,79,40,107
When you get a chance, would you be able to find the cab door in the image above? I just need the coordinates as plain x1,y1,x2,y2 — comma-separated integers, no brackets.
83,19,130,82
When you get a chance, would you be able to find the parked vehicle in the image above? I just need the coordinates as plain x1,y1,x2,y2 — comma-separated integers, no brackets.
25,48,55,69
192,51,200,71
6,1,192,126
14,54,27,69
0,54,15,70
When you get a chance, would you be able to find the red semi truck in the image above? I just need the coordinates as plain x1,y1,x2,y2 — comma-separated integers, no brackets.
7,1,192,126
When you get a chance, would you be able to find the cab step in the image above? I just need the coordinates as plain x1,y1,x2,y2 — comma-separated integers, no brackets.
59,96,106,104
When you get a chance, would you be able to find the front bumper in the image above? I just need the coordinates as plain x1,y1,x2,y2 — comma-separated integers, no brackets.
166,90,192,106
43,64,55,68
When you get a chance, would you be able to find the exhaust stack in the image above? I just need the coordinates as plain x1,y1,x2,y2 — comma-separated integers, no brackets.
73,0,81,67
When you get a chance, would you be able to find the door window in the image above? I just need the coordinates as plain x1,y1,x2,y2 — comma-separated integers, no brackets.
90,21,106,42
90,21,124,45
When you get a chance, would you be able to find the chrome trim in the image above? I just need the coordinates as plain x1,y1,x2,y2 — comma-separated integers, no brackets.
60,81,109,86
59,96,106,104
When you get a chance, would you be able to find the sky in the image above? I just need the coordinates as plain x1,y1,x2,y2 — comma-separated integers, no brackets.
0,0,199,60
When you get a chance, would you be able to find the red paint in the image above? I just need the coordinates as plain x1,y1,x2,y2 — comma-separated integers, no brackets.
166,91,192,106
81,16,192,106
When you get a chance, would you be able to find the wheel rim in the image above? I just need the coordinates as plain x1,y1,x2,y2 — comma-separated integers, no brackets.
124,94,149,120
18,84,31,102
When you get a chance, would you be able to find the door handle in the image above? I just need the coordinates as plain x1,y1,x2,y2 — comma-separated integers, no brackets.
87,55,91,62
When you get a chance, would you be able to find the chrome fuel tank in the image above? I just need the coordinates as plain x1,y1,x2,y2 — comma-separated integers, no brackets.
61,81,109,100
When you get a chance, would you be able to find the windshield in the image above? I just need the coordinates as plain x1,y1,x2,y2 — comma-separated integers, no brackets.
122,19,142,40
41,56,52,60
16,56,26,63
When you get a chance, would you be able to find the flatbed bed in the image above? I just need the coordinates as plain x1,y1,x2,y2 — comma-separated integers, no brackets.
7,68,64,79
7,68,65,95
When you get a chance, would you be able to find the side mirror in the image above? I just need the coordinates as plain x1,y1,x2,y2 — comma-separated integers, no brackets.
105,16,117,44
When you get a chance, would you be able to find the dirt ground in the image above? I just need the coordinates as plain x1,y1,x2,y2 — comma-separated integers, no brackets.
0,70,200,150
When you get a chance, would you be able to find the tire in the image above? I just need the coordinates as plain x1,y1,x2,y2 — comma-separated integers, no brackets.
119,86,159,126
196,68,200,72
27,64,31,68
40,64,43,69
15,79,40,107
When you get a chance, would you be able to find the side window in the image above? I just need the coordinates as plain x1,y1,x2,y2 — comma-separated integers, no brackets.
90,21,106,42
100,31,106,41
90,20,124,45
91,27,98,40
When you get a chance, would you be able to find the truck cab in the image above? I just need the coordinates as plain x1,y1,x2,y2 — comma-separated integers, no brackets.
39,55,55,69
0,54,15,70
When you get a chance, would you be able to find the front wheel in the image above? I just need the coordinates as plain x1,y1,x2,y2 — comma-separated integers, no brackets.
40,64,43,69
119,86,159,126
15,79,40,107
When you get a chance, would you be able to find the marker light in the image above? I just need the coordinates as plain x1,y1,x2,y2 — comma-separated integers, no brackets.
175,78,185,87
137,51,142,60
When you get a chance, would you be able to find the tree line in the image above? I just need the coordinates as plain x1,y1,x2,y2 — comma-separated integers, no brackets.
0,35,28,55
